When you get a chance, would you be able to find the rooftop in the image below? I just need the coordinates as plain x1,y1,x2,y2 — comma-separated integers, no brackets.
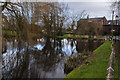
79,16,106,22
103,20,120,26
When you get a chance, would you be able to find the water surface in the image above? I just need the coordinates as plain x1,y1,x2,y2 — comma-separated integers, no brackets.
2,38,104,78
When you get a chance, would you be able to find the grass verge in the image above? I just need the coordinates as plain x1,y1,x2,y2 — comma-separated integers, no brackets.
114,43,119,78
114,57,118,78
65,41,112,78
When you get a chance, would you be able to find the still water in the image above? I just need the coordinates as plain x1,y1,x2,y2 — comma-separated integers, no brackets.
2,38,104,78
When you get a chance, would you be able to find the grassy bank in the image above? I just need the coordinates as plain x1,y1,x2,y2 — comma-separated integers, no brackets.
57,34,104,39
114,57,118,78
3,30,16,36
65,41,112,78
114,43,119,78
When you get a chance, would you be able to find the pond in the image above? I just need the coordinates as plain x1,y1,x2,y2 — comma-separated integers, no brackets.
2,37,104,78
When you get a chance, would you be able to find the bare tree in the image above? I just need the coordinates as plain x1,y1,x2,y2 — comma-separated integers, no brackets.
1,1,70,47
71,10,87,30
111,0,120,19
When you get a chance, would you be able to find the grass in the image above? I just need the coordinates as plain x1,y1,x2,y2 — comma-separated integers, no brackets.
57,34,84,38
114,57,118,78
96,37,105,39
57,34,104,39
114,43,119,78
65,31,73,34
113,42,119,79
65,41,112,78
3,30,16,36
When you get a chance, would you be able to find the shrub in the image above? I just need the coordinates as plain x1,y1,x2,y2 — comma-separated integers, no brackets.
64,50,91,74
81,50,91,56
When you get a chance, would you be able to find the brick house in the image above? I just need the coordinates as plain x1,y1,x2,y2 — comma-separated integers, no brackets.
88,16,107,25
79,16,107,24
103,20,120,35
77,16,107,35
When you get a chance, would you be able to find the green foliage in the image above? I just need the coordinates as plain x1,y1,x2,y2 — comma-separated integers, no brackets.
113,31,119,36
88,35,94,39
65,31,73,34
65,41,112,78
85,59,93,65
64,56,81,74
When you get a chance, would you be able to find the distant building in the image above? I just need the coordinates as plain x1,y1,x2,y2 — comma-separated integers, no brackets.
80,16,107,25
77,16,107,35
103,20,120,35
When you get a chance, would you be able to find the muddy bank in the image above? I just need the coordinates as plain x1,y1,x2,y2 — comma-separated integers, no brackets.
64,50,93,74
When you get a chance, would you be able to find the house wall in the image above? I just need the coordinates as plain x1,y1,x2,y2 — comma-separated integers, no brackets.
77,17,108,35
103,26,112,35
88,17,107,25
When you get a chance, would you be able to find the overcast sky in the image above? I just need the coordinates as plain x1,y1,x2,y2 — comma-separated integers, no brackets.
67,2,113,20
59,0,113,2
0,0,114,20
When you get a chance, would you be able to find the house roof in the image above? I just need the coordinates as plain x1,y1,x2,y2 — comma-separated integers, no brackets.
80,16,105,19
90,17,106,20
79,16,106,22
103,20,120,26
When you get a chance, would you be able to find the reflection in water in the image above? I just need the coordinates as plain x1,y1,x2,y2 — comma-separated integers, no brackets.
2,37,103,78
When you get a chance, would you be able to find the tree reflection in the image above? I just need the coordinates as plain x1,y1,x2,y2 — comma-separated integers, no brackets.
76,39,103,53
2,37,65,78
31,37,65,72
2,36,104,78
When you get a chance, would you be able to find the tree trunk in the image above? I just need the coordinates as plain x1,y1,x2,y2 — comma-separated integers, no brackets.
0,6,2,79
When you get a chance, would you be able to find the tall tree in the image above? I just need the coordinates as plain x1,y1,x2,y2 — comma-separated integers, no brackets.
111,0,120,19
